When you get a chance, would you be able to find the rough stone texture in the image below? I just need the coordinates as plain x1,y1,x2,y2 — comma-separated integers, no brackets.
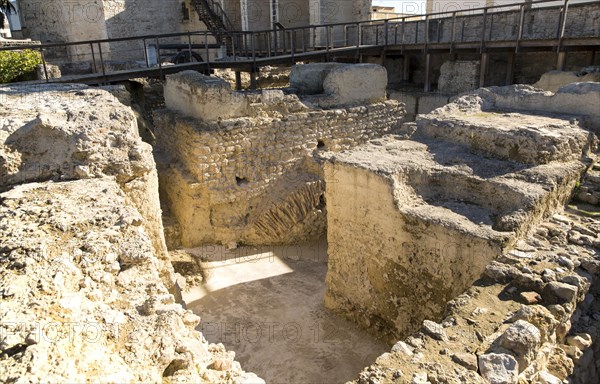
0,84,171,286
154,69,404,247
214,66,291,90
351,205,600,384
324,131,587,342
438,60,481,94
0,180,255,383
325,85,598,346
417,84,599,164
164,71,251,122
489,84,600,134
19,0,209,63
388,90,451,121
534,68,600,93
289,63,341,94
291,63,388,108
0,85,261,383
321,64,387,107
492,320,542,372
355,2,599,49
478,353,519,384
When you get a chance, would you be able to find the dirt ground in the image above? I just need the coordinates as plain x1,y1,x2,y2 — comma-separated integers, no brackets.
175,241,390,384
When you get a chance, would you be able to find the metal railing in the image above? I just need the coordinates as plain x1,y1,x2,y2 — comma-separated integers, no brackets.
0,0,597,84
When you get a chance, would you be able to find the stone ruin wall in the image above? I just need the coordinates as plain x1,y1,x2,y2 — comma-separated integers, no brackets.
356,2,599,48
0,62,598,383
0,84,262,383
154,65,404,248
353,208,600,384
324,82,600,383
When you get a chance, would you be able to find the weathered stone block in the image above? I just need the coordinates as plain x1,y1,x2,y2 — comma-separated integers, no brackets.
492,320,541,372
164,70,249,121
322,64,387,106
534,69,600,93
478,353,519,384
289,63,342,94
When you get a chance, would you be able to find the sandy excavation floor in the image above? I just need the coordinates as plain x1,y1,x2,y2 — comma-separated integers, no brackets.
174,241,390,384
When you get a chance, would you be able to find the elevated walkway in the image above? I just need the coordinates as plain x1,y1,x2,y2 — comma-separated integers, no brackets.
0,0,598,88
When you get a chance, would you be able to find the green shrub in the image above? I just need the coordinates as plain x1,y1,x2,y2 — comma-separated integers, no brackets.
0,49,42,83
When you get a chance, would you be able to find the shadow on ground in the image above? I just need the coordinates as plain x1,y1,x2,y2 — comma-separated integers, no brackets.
184,241,389,384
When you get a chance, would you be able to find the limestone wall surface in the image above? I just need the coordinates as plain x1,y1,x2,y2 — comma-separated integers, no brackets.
534,68,600,93
438,60,480,94
155,67,404,247
324,84,597,345
352,208,600,384
0,83,261,383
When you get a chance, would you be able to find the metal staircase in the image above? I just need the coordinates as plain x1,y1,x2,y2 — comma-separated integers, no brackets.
191,0,233,45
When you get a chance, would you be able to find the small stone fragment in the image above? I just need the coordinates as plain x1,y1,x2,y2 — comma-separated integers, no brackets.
535,371,562,384
391,341,414,356
422,320,448,341
478,353,519,384
519,291,542,304
566,333,592,350
451,352,478,371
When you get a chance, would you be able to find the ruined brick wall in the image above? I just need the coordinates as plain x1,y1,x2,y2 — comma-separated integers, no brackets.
154,97,403,247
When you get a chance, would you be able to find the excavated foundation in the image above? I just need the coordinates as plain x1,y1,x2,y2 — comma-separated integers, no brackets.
155,66,599,383
1,64,598,383
324,84,598,343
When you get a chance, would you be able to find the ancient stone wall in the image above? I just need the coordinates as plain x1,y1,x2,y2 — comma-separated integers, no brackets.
534,68,600,92
18,0,109,61
438,60,480,94
324,84,598,344
154,66,404,247
0,83,261,383
352,207,600,384
18,0,211,64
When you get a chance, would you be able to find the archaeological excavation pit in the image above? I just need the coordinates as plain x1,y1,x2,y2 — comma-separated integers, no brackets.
151,66,600,383
1,61,599,384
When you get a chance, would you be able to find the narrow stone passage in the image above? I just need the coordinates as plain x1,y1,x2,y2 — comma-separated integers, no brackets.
181,241,390,384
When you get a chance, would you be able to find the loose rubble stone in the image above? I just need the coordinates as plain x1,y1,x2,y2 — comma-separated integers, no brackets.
478,353,519,384
544,281,579,304
493,320,541,371
422,320,448,342
451,352,478,371
519,291,542,304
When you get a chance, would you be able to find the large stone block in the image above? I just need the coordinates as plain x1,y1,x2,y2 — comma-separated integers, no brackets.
164,70,250,121
417,84,599,163
534,68,600,93
290,63,388,107
324,84,593,341
322,64,387,106
0,83,169,277
289,63,342,94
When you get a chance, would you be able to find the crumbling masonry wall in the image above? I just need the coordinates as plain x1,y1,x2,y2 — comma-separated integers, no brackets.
0,84,261,383
324,84,598,344
154,67,403,247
